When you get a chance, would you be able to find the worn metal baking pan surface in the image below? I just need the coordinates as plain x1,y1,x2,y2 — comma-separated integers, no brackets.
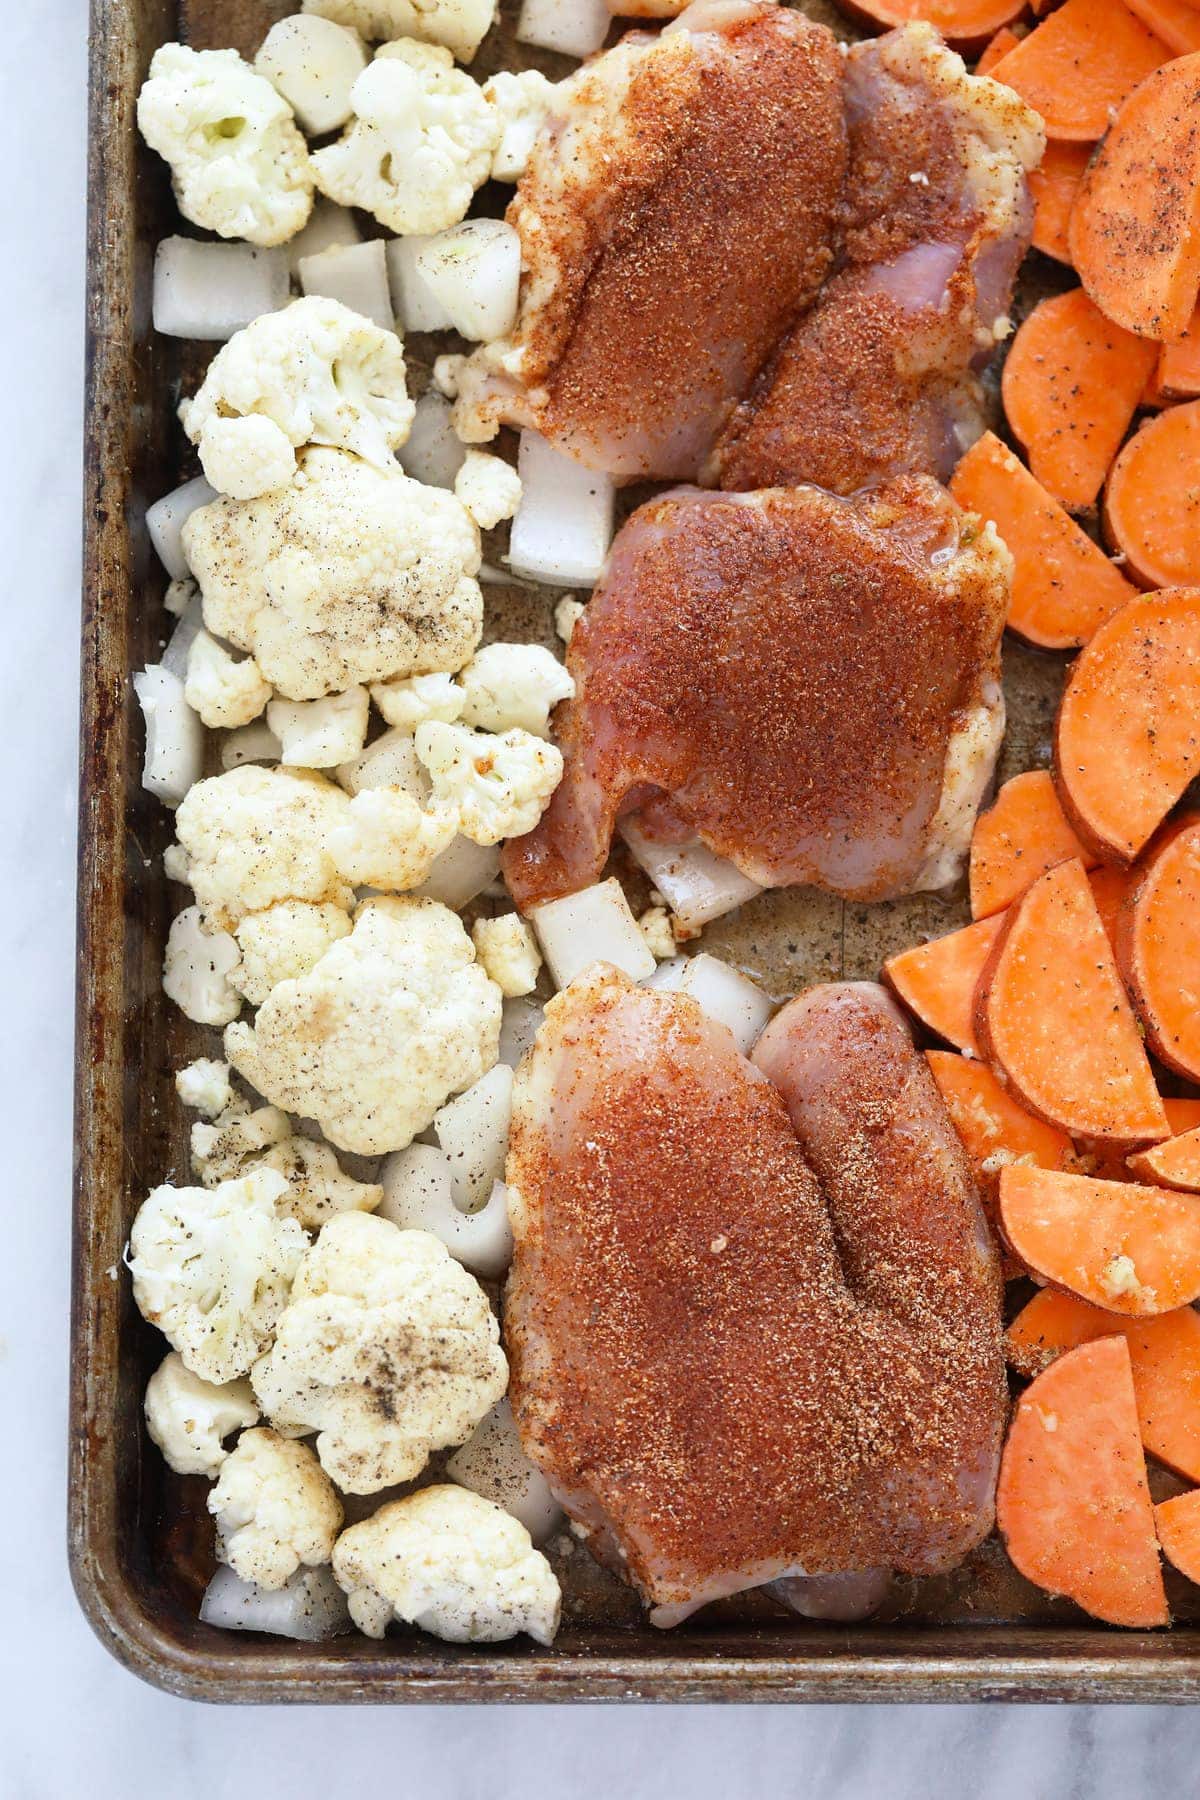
71,0,1200,1701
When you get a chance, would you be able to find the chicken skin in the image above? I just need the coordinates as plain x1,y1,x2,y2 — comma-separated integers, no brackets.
504,970,1005,1626
502,476,1009,911
455,4,1042,488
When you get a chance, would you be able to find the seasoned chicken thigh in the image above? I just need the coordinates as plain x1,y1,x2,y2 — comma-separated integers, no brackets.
502,476,1009,911
504,970,1005,1626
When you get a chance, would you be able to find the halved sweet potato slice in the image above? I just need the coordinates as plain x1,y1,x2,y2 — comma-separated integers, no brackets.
1129,1126,1200,1190
968,769,1099,918
1155,1490,1200,1582
882,914,1002,1055
988,0,1168,141
1029,140,1091,266
836,0,1025,54
1117,818,1200,1080
1105,403,1200,589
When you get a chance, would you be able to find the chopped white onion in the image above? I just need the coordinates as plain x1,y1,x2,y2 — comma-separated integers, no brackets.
255,14,366,135
385,235,454,333
498,994,544,1067
646,953,774,1055
530,877,655,990
287,199,362,277
446,1398,562,1543
619,818,762,933
160,586,206,681
153,238,289,341
517,0,609,59
200,1565,353,1642
396,392,467,490
133,665,205,808
508,433,614,586
415,835,501,909
299,239,394,333
146,476,218,582
221,720,282,770
432,1062,513,1210
413,220,522,343
378,1146,514,1278
336,726,426,797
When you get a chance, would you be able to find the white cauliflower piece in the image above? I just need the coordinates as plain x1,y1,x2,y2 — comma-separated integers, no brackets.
136,44,313,247
178,298,414,501
175,1057,235,1119
183,448,482,701
185,630,272,729
162,906,243,1026
255,1137,383,1231
483,69,554,181
251,1212,507,1492
128,1168,308,1385
232,901,353,1007
144,1350,260,1478
471,914,540,998
209,1427,343,1589
197,416,297,502
331,1485,560,1643
269,686,370,768
328,787,458,890
191,1102,293,1187
304,0,498,61
224,896,501,1154
554,595,583,645
639,905,676,961
369,670,464,732
432,352,466,399
311,42,500,236
456,641,574,737
174,765,355,931
453,451,522,530
415,721,563,846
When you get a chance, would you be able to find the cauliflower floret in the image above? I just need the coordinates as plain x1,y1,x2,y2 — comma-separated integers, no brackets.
224,896,501,1154
183,448,483,702
471,914,540,998
311,42,500,237
128,1168,308,1385
185,630,272,729
369,670,464,732
252,1212,507,1491
269,687,370,768
175,1057,235,1119
191,1101,294,1187
209,1427,343,1589
453,450,522,530
332,1485,560,1643
136,44,313,247
304,0,498,61
639,905,677,960
432,352,466,399
482,69,555,181
175,765,355,931
144,1350,260,1478
163,906,244,1026
196,416,297,502
255,1137,383,1231
179,298,414,502
456,642,574,737
554,596,584,645
415,721,563,846
328,788,458,890
233,901,353,1007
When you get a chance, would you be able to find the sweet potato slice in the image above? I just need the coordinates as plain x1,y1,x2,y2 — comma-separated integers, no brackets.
1129,1125,1200,1189
951,434,1135,649
1070,53,1200,341
1124,0,1200,53
1158,307,1200,398
835,0,1026,52
883,914,1003,1055
997,1335,1168,1626
1000,1165,1200,1314
1007,1289,1200,1480
1002,291,1159,510
969,769,1099,918
1087,864,1136,950
1105,403,1200,588
975,859,1168,1141
1166,1098,1200,1133
1155,1489,1200,1581
1054,590,1200,863
976,23,1022,71
987,0,1168,141
1029,140,1091,265
1117,819,1200,1080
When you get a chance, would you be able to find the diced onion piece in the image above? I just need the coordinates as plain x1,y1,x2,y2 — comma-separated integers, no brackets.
498,994,544,1067
336,726,426,797
446,1398,562,1542
287,199,361,277
618,818,762,932
133,665,205,808
153,238,289,341
647,952,773,1055
530,877,655,990
200,1565,353,1642
517,0,609,59
299,240,394,333
415,835,500,908
221,720,282,770
396,392,467,490
508,433,614,586
433,1062,513,1210
413,221,522,344
146,476,218,582
378,1146,514,1278
255,14,366,136
386,236,454,333
160,586,206,680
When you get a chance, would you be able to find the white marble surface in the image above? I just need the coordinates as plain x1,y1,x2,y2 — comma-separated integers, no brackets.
2,4,1197,1792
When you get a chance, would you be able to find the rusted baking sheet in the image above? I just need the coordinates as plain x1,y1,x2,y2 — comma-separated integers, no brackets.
70,0,1200,1701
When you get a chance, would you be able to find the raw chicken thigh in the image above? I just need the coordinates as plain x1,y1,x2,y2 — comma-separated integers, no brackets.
502,476,1009,911
504,970,1005,1626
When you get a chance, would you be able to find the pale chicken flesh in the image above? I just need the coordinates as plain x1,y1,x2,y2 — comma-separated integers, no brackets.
504,970,1006,1625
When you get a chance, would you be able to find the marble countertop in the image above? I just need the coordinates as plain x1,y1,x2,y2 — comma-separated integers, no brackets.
4,2,1195,1790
